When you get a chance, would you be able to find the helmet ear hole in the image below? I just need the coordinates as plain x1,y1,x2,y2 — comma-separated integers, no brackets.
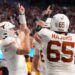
1,25,5,29
2,32,8,39
3,33,7,35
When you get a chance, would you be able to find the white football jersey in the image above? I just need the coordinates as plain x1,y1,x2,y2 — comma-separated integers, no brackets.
0,35,28,75
35,28,75,75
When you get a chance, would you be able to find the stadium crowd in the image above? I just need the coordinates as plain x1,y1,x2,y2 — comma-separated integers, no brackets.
0,1,75,33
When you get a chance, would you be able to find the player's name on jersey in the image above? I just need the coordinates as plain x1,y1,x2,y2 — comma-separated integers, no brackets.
52,34,72,41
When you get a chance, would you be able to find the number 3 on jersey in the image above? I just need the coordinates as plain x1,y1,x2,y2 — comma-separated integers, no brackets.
47,40,74,62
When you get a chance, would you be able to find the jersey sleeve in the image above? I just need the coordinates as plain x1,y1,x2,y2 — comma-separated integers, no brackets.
38,28,52,37
38,28,46,37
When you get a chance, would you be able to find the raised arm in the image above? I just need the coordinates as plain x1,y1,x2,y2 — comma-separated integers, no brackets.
17,5,30,54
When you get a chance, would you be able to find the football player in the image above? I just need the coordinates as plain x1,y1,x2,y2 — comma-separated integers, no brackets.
32,15,52,75
33,13,75,75
0,5,30,75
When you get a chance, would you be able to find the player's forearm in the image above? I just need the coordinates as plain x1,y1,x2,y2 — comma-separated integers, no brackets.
24,33,30,53
17,32,30,54
32,55,39,71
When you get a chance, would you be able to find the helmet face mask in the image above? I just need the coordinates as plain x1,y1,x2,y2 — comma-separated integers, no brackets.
0,28,8,39
51,14,70,32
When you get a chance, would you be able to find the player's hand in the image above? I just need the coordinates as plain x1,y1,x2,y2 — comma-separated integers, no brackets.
20,25,30,34
42,5,53,16
36,20,45,27
46,5,53,15
18,5,25,14
47,5,51,11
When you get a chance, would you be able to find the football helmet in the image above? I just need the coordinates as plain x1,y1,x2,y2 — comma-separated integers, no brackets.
0,22,16,39
50,14,70,32
44,18,51,28
0,28,16,40
0,28,16,46
0,21,15,30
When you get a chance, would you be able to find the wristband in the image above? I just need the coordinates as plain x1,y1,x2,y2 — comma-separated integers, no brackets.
19,14,27,24
19,13,25,15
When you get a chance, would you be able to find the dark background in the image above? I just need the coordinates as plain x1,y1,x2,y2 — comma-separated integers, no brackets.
1,0,75,7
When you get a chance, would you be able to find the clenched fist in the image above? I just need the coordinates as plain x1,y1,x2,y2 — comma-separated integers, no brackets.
18,5,25,14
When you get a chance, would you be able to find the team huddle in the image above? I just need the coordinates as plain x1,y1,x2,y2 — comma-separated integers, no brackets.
0,4,75,75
